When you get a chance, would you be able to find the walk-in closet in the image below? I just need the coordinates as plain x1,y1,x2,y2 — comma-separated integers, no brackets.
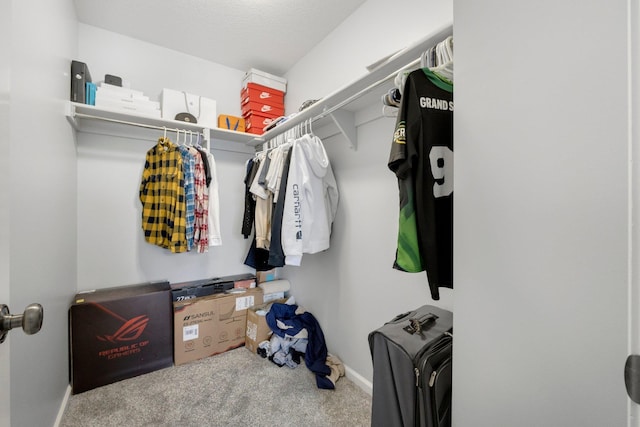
3,0,638,426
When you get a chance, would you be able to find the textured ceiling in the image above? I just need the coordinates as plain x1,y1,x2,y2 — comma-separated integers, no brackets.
73,0,367,76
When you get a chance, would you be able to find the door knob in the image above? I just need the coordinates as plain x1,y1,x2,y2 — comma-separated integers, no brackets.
0,303,43,344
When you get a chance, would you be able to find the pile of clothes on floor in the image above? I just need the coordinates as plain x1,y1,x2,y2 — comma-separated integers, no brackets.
256,300,345,390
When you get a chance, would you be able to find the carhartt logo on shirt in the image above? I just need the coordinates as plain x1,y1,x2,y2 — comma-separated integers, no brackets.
293,184,302,238
420,97,453,111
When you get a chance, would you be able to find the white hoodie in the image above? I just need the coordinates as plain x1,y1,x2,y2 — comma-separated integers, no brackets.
282,134,339,266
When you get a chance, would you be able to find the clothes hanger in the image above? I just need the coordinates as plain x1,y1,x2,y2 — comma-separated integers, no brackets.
381,88,401,107
196,133,206,151
382,104,398,118
159,127,169,149
428,36,454,83
438,36,453,65
420,49,429,68
193,131,202,149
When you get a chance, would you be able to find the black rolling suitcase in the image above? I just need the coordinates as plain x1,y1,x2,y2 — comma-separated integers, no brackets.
368,305,453,427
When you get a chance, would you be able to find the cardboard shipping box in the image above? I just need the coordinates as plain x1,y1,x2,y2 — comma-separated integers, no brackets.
69,281,173,394
173,288,263,365
257,268,276,283
245,299,287,354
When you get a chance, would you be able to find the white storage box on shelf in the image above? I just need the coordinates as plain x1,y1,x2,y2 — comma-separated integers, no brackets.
95,83,161,118
242,68,287,93
161,89,217,129
96,83,147,100
93,98,161,118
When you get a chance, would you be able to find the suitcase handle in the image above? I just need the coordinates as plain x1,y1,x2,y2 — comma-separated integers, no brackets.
403,313,438,335
390,311,412,322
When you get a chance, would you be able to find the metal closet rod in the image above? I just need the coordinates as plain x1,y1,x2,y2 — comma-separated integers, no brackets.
257,56,423,143
316,57,421,120
74,112,205,136
254,23,453,145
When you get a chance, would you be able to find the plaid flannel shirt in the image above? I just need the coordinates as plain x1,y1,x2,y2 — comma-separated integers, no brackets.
178,146,196,251
188,147,209,253
139,138,188,253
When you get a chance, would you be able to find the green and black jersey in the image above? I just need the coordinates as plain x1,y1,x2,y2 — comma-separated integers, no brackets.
388,68,453,300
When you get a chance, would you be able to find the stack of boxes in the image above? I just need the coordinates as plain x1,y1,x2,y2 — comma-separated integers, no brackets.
68,274,276,393
241,68,287,135
95,83,161,118
245,273,290,354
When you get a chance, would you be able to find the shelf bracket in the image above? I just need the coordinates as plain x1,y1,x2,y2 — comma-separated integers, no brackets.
328,110,357,150
202,128,211,150
65,102,79,130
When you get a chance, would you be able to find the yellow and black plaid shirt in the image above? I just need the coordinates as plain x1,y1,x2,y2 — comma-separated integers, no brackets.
139,137,188,253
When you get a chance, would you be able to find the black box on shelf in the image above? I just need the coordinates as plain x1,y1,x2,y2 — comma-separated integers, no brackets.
170,274,256,302
70,60,92,104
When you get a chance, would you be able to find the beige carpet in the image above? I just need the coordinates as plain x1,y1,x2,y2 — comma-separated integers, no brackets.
60,346,372,427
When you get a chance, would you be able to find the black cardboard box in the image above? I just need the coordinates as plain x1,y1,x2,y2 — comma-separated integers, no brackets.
170,274,256,302
69,281,173,394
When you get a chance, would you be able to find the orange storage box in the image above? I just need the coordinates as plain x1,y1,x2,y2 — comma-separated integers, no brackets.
241,101,285,118
218,115,245,132
244,112,277,134
241,83,285,107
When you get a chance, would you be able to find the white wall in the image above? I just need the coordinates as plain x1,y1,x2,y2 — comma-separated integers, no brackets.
9,0,79,426
282,0,453,384
76,25,255,289
77,24,245,119
453,1,628,425
284,0,453,113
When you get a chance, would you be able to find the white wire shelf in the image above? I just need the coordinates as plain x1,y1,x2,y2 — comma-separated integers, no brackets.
66,102,256,154
248,23,453,150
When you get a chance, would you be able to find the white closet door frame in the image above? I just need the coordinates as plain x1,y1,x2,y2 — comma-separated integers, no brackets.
629,0,640,424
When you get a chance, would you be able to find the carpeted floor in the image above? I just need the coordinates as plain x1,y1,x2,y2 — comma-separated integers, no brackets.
60,347,372,427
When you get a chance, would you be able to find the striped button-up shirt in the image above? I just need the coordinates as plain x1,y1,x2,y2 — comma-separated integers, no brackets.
178,146,196,250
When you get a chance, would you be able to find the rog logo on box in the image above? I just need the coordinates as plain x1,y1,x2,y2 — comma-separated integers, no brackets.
91,303,150,344
97,315,149,344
